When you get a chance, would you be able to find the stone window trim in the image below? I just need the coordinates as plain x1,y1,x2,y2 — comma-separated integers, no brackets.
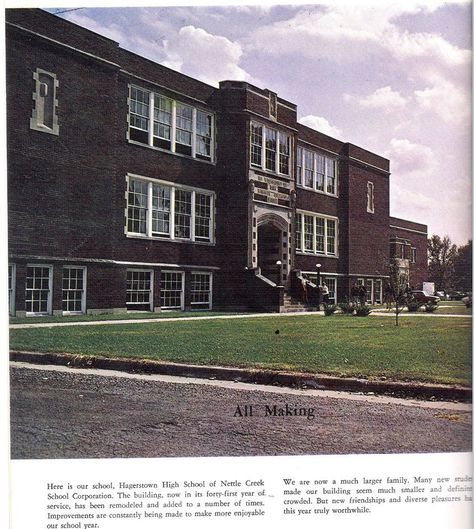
125,173,216,245
30,68,59,135
367,181,375,213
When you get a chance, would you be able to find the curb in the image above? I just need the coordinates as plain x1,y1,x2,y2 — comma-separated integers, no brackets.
10,350,472,402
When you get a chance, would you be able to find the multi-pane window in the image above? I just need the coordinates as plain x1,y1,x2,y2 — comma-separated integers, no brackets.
250,121,291,176
195,193,212,241
196,111,212,159
161,271,184,310
305,275,337,304
265,128,277,172
62,267,86,314
126,270,152,310
191,272,212,310
175,103,193,156
153,94,172,149
129,86,150,144
296,147,303,185
325,277,337,304
315,217,325,253
127,177,214,243
297,145,337,196
128,86,214,161
303,215,314,253
250,123,263,167
295,212,338,256
304,150,314,188
367,181,375,213
152,184,171,236
8,264,15,317
279,132,290,174
374,279,383,304
127,179,148,234
175,189,192,239
295,214,302,251
25,265,52,315
366,279,374,304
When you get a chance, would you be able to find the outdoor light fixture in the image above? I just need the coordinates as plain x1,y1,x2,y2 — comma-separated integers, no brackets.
315,263,322,286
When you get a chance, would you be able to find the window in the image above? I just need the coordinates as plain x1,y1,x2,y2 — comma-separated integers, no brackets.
191,272,212,310
126,176,214,243
325,277,337,304
411,248,417,263
62,267,86,314
126,270,153,311
366,279,374,304
8,264,15,317
295,212,338,256
295,214,302,251
128,86,214,162
374,279,383,304
161,271,184,310
303,215,314,253
297,146,337,196
25,265,52,315
305,275,337,304
250,121,291,176
174,189,192,239
304,150,314,188
296,147,303,186
30,69,59,135
367,181,375,213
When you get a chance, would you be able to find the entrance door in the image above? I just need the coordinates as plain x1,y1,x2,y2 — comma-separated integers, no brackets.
257,223,282,284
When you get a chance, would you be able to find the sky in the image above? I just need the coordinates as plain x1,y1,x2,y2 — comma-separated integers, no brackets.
46,1,472,245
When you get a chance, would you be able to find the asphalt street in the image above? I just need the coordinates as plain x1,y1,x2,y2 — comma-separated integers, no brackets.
10,363,472,459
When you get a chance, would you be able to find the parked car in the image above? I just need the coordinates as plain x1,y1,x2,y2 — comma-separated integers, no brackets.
409,290,440,305
435,291,447,300
462,295,472,308
447,291,465,301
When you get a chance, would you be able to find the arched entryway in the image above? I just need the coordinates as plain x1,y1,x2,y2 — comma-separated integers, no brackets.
257,223,282,283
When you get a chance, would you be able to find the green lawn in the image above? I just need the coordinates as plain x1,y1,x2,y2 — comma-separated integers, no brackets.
9,315,471,386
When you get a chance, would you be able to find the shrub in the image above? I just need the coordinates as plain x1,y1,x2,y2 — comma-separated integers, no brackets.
425,303,438,313
338,302,354,315
406,300,421,312
323,304,337,316
354,305,371,317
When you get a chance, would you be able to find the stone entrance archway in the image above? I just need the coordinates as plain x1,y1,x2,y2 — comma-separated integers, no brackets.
255,212,289,285
257,223,282,284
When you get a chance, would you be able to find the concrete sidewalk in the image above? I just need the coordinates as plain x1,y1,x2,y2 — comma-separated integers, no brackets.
9,310,472,329
10,350,472,403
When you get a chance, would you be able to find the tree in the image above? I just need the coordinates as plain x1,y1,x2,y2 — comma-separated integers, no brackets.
427,235,457,292
387,259,409,327
453,240,472,292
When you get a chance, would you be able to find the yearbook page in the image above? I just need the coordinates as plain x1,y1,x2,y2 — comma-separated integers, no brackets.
4,1,472,528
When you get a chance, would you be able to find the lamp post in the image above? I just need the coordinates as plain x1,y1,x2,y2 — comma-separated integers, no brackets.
315,263,322,286
276,260,282,286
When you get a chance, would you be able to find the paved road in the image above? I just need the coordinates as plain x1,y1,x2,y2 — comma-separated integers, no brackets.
10,363,471,459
